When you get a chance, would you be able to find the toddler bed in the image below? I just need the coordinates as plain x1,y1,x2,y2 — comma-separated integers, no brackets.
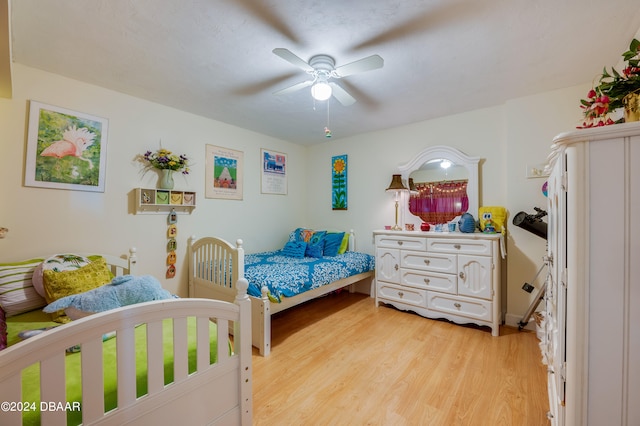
0,249,252,425
188,229,375,356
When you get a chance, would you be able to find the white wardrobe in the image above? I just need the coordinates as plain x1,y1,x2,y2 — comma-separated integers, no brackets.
544,122,640,425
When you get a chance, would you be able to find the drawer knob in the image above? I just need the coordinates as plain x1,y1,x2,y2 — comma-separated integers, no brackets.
423,259,430,265
398,291,404,298
394,264,399,271
454,302,462,309
397,241,403,246
423,278,430,284
459,272,465,279
454,244,461,249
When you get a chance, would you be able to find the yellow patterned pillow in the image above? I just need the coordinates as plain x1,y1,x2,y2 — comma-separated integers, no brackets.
43,258,112,322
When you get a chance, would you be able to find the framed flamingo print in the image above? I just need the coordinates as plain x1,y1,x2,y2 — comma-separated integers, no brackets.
24,101,109,192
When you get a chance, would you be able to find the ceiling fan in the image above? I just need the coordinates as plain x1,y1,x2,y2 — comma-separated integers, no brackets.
272,48,384,106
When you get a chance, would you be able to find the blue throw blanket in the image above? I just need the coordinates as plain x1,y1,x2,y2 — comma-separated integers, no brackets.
43,275,174,314
244,251,375,302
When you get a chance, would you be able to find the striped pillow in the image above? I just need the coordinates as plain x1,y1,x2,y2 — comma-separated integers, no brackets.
0,259,46,317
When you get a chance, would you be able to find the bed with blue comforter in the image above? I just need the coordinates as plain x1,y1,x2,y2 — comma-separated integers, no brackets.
244,250,375,302
188,229,375,356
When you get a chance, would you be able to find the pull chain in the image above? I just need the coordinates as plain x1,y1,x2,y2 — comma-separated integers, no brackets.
324,98,332,138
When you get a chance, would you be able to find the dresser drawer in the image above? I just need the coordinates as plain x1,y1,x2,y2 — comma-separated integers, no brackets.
427,292,492,321
427,238,492,256
378,282,427,307
401,251,456,273
375,235,427,251
401,269,456,294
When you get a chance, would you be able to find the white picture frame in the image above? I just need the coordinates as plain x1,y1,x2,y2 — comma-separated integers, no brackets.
260,148,287,195
205,144,244,200
25,101,109,192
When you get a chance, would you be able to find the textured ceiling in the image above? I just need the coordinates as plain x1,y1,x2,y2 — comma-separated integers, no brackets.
8,0,640,145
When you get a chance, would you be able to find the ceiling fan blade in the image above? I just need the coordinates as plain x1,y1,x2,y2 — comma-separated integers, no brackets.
233,0,299,43
334,55,384,78
272,48,314,72
273,80,313,96
233,72,299,96
329,82,356,106
350,3,476,50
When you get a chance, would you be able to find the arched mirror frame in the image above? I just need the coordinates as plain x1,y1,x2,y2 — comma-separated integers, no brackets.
397,145,480,223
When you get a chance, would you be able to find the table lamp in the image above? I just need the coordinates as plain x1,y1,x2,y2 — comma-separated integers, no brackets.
386,174,408,230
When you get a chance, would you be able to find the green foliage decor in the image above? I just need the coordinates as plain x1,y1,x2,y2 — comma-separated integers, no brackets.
579,38,640,128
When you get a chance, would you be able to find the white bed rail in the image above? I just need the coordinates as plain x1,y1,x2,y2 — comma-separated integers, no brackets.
188,235,244,297
0,290,252,425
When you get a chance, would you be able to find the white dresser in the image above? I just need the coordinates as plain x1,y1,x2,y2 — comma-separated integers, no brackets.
544,122,640,425
373,230,502,336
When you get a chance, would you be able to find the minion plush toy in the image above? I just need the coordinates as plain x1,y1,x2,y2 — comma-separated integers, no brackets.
478,206,507,234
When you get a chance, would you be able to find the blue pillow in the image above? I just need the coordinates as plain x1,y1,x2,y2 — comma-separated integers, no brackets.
305,242,323,258
308,230,326,244
323,232,345,257
305,231,326,258
282,241,306,258
288,228,301,242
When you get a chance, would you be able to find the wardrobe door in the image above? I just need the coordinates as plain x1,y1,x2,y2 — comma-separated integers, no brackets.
587,138,627,425
628,135,640,425
546,149,567,426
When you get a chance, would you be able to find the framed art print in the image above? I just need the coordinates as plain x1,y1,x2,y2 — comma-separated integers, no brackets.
332,155,348,210
205,144,244,200
24,101,109,192
261,148,287,195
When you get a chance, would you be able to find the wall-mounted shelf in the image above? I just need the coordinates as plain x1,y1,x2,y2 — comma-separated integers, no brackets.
135,188,196,214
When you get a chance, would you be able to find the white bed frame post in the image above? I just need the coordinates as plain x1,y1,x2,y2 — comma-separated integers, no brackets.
234,276,253,425
188,237,196,297
257,287,271,356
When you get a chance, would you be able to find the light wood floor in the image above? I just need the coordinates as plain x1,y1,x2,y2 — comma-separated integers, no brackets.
252,292,549,426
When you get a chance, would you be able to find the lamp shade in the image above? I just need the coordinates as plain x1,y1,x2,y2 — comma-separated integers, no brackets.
386,174,408,192
408,178,419,194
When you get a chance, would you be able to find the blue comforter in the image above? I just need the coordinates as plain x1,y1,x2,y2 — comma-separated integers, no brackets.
244,251,375,302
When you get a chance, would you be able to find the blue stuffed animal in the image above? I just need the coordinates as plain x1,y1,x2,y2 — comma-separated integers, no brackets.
43,275,174,316
458,212,476,233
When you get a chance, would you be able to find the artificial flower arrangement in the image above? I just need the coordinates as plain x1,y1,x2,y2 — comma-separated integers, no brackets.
579,38,640,128
140,148,190,174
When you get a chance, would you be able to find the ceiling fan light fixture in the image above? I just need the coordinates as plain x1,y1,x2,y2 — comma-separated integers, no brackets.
311,81,332,101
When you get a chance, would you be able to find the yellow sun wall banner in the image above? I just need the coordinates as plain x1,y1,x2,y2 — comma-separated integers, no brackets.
332,155,347,210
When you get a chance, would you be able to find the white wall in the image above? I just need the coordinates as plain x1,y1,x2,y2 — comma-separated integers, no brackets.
306,84,590,323
0,64,306,296
503,84,590,324
305,105,506,254
0,62,593,322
